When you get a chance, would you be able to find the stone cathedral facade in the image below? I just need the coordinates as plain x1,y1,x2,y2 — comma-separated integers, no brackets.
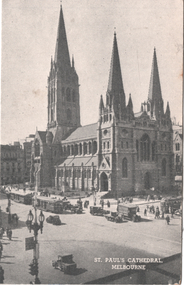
30,5,174,197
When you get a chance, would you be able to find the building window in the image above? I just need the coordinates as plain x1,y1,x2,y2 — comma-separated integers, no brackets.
107,142,109,149
89,142,92,154
122,158,128,178
175,143,180,151
162,158,166,176
176,155,180,163
136,140,139,161
140,134,150,161
121,141,124,149
126,142,128,149
103,142,106,149
84,143,87,155
152,141,156,161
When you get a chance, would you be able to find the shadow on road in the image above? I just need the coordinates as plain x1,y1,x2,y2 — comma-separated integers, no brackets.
1,255,15,258
70,268,87,276
1,211,27,230
140,218,153,222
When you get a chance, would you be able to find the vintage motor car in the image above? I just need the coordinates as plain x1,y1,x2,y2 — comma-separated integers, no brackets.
52,254,77,274
90,206,104,216
105,211,123,223
46,215,62,225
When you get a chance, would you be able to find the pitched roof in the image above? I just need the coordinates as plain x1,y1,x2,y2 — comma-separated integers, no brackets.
58,155,97,167
62,123,97,143
38,131,47,143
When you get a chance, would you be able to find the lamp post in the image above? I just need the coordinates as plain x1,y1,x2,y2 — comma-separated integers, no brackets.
26,169,45,284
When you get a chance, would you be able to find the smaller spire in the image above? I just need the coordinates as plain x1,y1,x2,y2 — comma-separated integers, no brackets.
114,27,116,36
127,93,133,109
99,95,104,113
72,55,75,68
165,101,170,116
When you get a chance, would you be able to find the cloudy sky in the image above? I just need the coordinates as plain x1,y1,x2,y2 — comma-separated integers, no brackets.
1,0,183,145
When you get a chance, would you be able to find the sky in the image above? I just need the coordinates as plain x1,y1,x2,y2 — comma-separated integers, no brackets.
1,0,183,145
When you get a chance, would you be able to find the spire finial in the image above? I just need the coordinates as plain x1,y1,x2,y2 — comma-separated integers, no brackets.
114,27,116,36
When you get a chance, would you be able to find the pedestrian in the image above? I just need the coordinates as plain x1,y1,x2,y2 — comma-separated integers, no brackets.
8,229,12,240
162,211,165,219
107,200,110,208
144,209,147,216
6,227,9,238
166,215,170,225
101,199,104,209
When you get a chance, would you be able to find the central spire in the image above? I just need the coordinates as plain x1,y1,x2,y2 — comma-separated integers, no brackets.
107,32,124,93
54,4,71,69
106,32,126,118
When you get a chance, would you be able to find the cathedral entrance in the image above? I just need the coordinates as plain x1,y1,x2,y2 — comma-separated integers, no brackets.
144,172,150,190
100,172,108,191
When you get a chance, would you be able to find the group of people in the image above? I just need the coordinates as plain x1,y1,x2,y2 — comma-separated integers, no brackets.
143,205,172,225
99,199,111,209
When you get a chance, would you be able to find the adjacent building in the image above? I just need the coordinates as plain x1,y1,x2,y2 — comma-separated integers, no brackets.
30,5,174,196
0,142,24,185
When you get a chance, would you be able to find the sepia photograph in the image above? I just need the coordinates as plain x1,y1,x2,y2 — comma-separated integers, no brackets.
0,0,183,284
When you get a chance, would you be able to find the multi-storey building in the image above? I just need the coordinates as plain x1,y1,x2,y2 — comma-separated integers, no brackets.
1,142,24,185
30,5,174,196
23,134,35,183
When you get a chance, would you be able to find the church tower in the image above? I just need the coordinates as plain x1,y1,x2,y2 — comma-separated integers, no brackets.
47,4,80,139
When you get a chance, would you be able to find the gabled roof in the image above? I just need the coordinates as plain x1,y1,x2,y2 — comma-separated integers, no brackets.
38,131,47,143
58,155,97,167
62,123,97,143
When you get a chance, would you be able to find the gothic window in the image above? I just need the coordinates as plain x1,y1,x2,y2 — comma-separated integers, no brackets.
67,109,72,121
103,142,106,150
67,145,70,156
122,158,128,178
89,142,92,154
35,139,40,157
72,90,75,102
176,155,180,163
74,144,78,156
93,141,97,154
109,114,112,121
175,143,180,151
107,141,110,149
136,140,139,161
162,158,166,176
84,142,87,155
140,134,150,161
79,143,82,155
152,141,156,161
121,141,124,149
66,88,71,102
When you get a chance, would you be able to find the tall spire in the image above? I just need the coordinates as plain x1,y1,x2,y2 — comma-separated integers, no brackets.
148,48,164,119
106,32,126,117
54,4,71,69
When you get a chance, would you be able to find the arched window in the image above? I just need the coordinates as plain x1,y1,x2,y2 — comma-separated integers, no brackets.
67,145,70,156
74,144,78,156
72,90,75,102
162,158,166,176
66,88,71,102
89,142,92,154
67,109,72,121
122,158,128,178
79,143,82,155
152,141,156,161
84,142,87,155
93,141,97,154
136,140,139,161
140,134,150,161
35,139,40,157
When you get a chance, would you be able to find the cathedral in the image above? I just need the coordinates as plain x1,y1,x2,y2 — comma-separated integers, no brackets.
30,5,174,197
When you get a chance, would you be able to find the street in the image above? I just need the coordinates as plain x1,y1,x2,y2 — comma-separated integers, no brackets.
0,193,181,284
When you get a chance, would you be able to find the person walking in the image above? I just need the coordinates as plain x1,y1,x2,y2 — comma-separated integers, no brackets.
144,209,147,216
166,215,170,225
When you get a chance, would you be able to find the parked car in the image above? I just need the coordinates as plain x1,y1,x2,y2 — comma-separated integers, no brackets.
46,215,62,225
52,254,77,274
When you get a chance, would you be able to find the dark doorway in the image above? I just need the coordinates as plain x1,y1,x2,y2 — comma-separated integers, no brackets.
144,172,150,189
100,172,108,191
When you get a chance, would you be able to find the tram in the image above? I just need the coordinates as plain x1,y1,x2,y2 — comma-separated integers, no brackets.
160,196,182,213
9,189,33,205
